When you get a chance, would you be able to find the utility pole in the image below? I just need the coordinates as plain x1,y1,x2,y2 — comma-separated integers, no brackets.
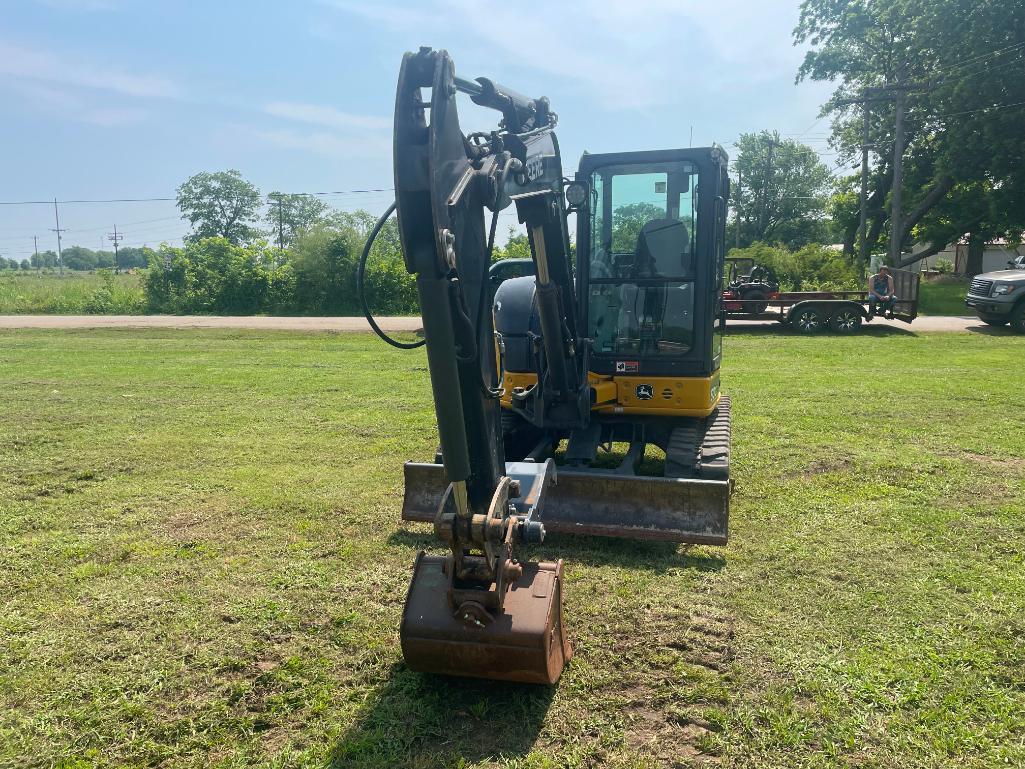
836,78,928,270
33,235,38,271
859,100,871,275
269,193,285,255
51,198,66,276
107,224,123,273
889,85,906,266
735,165,743,249
277,197,284,254
758,135,777,239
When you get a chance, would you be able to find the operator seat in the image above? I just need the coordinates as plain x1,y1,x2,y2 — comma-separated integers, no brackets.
617,218,690,353
635,218,691,277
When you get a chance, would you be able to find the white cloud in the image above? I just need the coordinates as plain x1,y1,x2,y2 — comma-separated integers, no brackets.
0,39,181,99
256,100,392,159
249,128,391,158
317,0,434,30
264,101,391,131
33,0,117,10
323,0,809,110
11,80,149,125
79,107,147,126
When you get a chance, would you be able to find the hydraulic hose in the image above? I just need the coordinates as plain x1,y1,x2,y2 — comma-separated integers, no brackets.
357,201,425,350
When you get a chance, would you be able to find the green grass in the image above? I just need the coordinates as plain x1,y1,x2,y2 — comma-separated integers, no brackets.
0,270,146,314
1,327,1023,768
917,278,969,316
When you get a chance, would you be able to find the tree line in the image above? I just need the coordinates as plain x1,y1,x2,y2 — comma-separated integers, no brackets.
0,246,153,272
135,169,532,315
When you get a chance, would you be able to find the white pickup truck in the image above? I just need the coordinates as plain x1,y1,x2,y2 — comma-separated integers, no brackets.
965,255,1025,332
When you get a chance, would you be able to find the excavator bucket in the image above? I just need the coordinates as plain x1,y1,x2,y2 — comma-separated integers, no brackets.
402,461,730,545
400,553,572,684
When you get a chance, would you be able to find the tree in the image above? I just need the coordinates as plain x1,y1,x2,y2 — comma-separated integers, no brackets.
176,170,263,245
796,0,1025,273
290,229,359,314
265,192,330,247
492,230,531,262
115,247,155,270
61,246,98,271
731,131,835,249
611,202,665,252
31,250,58,269
291,211,418,316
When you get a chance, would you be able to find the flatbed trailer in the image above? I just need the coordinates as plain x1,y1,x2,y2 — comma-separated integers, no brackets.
724,268,920,333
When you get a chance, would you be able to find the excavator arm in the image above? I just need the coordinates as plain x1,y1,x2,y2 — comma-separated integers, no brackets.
392,47,575,683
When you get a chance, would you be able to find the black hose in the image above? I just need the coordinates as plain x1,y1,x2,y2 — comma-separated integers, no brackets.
357,201,425,350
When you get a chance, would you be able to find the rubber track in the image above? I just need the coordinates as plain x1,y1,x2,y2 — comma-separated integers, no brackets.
698,395,731,480
664,395,731,481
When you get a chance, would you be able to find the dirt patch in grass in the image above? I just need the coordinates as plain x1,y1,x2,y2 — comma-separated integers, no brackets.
958,451,1025,472
621,684,722,766
792,456,856,478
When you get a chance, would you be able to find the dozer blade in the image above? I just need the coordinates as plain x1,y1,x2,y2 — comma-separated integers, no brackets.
400,553,572,684
403,461,730,545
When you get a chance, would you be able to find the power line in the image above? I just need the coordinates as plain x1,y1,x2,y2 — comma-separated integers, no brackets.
933,98,1025,119
928,40,1025,78
0,196,178,205
0,187,397,206
957,52,1025,80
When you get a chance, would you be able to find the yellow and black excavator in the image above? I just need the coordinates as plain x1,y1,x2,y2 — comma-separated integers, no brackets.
361,47,732,684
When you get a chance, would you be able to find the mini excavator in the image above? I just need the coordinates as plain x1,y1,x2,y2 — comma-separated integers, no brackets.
363,48,732,684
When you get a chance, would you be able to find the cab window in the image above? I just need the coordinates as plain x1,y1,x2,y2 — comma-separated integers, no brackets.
587,162,699,356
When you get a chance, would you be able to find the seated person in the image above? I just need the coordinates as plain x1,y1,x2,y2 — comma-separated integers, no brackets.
868,265,898,318
633,219,691,278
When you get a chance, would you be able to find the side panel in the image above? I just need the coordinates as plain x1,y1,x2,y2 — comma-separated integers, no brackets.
500,371,719,416
605,374,719,416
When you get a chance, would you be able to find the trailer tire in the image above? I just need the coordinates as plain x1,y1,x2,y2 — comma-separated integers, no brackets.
829,307,863,333
792,306,824,334
742,289,768,314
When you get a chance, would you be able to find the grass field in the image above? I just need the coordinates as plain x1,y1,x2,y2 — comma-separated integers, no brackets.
917,279,969,316
2,327,1023,768
0,271,145,314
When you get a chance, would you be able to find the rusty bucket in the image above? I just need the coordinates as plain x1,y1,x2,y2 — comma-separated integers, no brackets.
400,553,572,684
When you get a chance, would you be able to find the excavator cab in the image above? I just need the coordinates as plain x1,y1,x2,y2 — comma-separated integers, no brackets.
575,151,728,382
378,48,732,685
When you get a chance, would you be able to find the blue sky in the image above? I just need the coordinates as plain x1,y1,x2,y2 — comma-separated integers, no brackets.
0,0,837,260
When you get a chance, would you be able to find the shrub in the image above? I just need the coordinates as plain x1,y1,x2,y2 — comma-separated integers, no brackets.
143,238,292,315
141,225,419,316
291,220,418,316
934,258,954,274
727,241,861,291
